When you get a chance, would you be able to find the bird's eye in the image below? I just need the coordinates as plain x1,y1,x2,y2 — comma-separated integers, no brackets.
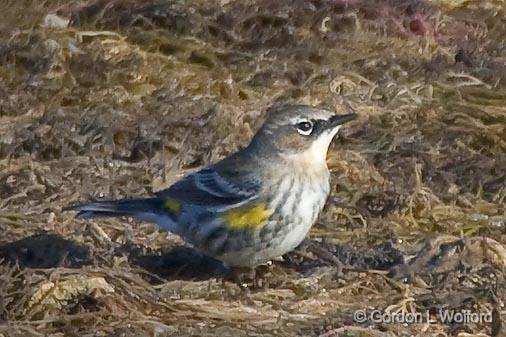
295,120,313,136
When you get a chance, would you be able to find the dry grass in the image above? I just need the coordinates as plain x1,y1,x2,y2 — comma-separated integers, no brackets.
0,0,505,336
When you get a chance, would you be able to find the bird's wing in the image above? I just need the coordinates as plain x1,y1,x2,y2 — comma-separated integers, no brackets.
156,167,261,212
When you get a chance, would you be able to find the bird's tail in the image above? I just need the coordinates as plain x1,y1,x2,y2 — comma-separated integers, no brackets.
66,198,164,220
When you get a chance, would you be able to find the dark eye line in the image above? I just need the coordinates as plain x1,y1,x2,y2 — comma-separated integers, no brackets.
312,119,324,128
309,119,328,134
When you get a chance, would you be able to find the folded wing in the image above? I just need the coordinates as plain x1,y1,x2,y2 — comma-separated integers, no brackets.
156,167,261,212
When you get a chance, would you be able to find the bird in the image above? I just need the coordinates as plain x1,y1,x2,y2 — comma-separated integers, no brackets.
67,104,357,268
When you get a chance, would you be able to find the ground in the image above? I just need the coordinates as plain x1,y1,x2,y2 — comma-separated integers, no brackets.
0,0,505,336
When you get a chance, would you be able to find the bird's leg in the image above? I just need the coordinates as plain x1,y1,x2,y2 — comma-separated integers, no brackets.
223,261,275,289
306,242,345,277
226,266,256,289
253,261,274,288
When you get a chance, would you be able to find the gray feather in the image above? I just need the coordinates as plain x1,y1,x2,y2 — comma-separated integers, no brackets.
66,198,163,219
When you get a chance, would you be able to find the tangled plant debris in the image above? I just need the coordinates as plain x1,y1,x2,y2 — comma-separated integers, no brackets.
0,0,504,336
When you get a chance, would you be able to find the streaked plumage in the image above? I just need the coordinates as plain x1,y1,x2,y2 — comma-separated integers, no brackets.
68,104,356,267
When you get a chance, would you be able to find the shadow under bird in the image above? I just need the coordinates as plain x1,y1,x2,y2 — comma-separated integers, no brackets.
67,105,357,267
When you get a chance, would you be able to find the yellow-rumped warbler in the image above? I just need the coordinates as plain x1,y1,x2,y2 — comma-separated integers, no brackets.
68,104,356,267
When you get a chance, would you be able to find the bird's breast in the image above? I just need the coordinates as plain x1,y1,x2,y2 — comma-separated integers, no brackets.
262,164,330,240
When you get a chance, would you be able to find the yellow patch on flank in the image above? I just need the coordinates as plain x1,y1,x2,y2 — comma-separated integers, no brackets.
164,198,181,214
223,203,272,230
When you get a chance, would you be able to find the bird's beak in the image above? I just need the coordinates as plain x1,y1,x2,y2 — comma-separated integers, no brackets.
327,112,357,129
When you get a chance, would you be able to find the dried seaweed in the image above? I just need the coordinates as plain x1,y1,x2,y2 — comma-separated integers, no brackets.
0,0,505,336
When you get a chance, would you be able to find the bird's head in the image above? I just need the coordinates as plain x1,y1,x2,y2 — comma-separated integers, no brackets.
250,104,357,163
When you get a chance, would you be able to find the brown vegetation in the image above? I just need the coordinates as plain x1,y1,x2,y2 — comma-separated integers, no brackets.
0,0,504,336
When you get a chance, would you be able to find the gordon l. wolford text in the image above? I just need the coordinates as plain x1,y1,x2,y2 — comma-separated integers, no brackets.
353,308,493,324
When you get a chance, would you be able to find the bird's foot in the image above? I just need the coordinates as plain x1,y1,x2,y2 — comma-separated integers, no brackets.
226,262,273,289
